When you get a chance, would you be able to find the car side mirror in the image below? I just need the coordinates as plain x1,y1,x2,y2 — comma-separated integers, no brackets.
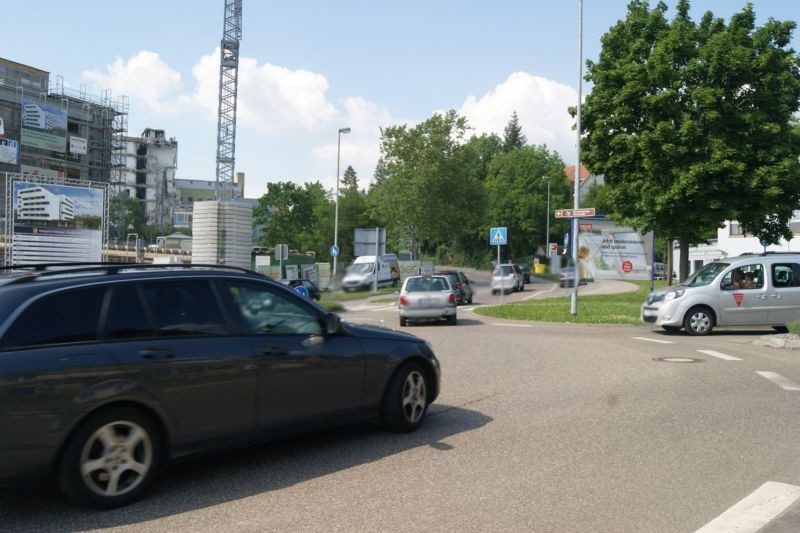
325,313,342,335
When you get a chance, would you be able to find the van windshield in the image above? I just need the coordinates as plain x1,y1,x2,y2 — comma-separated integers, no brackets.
682,262,729,287
348,263,374,275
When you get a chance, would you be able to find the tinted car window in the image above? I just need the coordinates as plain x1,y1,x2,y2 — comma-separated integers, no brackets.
104,284,155,340
224,281,323,335
141,280,228,336
772,263,800,288
2,286,105,348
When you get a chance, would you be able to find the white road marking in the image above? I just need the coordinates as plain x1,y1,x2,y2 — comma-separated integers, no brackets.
697,349,741,361
756,371,800,391
695,481,800,533
491,323,533,328
631,336,675,344
367,304,397,312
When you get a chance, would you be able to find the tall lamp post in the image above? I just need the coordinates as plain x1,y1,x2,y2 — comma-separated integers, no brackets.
333,127,351,276
543,175,550,259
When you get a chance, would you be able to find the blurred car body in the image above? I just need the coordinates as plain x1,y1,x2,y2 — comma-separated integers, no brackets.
435,270,474,305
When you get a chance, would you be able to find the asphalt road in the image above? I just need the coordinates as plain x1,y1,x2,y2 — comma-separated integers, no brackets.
3,273,800,532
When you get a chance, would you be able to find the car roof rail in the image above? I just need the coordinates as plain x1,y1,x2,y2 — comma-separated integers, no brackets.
737,251,798,256
0,262,261,286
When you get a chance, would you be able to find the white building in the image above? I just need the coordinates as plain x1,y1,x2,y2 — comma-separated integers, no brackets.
122,128,177,227
17,186,74,221
674,211,800,274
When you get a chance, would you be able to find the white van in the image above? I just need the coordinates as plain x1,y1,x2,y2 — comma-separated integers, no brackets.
342,254,399,291
641,253,800,335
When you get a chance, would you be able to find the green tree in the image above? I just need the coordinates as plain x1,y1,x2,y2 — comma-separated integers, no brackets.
581,0,800,279
341,165,359,191
502,111,527,152
108,193,146,243
484,146,569,259
253,181,330,252
370,110,486,254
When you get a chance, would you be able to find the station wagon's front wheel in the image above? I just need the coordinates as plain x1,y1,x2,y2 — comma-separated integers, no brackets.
684,306,715,336
380,361,429,432
58,407,162,508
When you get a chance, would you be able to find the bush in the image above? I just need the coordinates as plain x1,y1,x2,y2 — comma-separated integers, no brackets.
788,321,800,335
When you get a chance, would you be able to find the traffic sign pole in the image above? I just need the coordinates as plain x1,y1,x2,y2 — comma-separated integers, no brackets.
498,244,503,305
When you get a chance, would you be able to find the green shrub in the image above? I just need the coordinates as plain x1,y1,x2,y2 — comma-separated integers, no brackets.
788,321,800,335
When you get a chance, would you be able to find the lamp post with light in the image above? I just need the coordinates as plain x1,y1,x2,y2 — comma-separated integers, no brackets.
333,127,351,276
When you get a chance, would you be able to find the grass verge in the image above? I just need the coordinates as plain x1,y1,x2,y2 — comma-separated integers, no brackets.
474,281,654,325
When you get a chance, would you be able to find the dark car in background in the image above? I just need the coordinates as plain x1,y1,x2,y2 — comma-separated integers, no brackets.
284,278,322,301
0,263,440,508
435,270,474,305
515,264,531,284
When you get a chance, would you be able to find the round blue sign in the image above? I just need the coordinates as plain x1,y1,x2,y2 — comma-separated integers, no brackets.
330,245,340,257
294,285,309,299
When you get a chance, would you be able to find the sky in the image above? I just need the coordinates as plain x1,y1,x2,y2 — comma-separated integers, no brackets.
5,1,798,199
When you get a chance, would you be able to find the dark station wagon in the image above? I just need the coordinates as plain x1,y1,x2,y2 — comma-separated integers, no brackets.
0,263,440,508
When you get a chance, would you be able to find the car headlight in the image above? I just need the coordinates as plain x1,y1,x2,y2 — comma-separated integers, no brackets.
665,289,685,301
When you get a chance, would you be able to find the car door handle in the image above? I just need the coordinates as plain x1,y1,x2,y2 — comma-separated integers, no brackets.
138,348,173,359
259,344,288,356
771,294,782,299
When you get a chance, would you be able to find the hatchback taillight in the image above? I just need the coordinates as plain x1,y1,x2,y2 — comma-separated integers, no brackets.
399,295,409,305
456,281,462,289
448,293,456,303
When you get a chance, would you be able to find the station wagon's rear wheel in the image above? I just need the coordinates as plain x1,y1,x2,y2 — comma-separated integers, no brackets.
58,406,161,508
380,361,429,432
400,317,408,327
684,306,715,336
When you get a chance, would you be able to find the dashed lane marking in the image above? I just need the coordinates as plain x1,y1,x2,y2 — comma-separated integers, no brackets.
697,349,741,361
631,336,675,344
695,481,800,533
756,371,800,391
491,323,533,328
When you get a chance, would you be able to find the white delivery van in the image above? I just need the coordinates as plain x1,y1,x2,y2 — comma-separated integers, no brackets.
641,253,800,335
343,254,399,291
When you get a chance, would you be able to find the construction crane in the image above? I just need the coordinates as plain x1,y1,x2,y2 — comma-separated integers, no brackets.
215,0,242,200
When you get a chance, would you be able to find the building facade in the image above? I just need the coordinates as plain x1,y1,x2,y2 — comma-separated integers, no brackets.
17,185,74,221
122,128,178,227
173,172,245,229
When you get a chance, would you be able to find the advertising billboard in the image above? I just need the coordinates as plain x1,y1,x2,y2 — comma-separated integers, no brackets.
69,135,87,155
21,99,68,153
0,139,18,164
12,180,105,264
578,218,654,281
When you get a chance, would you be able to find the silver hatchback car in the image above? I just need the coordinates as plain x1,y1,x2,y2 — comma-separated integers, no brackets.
399,275,457,326
641,253,800,335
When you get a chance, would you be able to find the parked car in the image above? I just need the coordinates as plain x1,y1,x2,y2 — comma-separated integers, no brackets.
399,275,458,326
641,252,800,335
492,264,523,294
515,264,531,284
0,263,440,508
435,270,474,305
283,279,322,301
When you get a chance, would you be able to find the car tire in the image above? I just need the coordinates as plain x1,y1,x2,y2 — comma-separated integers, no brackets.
683,306,715,336
492,290,498,295
380,361,429,432
773,325,790,333
467,295,473,304
58,406,162,509
662,325,681,334
400,317,408,327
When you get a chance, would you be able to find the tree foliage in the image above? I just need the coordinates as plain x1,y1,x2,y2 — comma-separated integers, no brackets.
581,0,800,277
253,181,329,253
502,111,527,152
108,193,146,242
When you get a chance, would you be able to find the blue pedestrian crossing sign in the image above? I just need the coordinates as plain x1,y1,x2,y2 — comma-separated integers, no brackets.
489,227,507,245
294,285,310,299
330,244,340,257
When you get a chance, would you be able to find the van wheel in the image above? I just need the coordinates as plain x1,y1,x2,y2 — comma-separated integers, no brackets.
684,306,715,336
58,406,161,508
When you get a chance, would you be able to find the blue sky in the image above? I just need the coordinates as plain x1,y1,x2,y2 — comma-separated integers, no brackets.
5,1,798,198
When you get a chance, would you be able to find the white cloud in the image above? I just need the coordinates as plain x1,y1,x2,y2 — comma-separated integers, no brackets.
82,51,183,115
182,49,338,133
458,72,578,159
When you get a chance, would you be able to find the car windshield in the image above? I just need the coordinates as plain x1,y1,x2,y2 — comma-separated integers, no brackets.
681,262,729,287
405,277,449,292
495,265,513,276
348,263,373,274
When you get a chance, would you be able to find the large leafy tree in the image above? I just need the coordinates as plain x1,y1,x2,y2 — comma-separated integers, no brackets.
341,165,359,190
253,181,330,252
370,110,486,254
108,193,146,243
484,146,570,258
502,111,527,152
581,0,800,279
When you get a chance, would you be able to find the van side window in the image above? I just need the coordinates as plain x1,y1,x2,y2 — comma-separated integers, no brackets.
772,263,800,288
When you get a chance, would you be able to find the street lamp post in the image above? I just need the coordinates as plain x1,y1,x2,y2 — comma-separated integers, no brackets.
543,175,550,259
333,127,351,276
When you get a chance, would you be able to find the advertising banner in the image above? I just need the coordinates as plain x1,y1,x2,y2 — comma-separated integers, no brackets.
21,99,67,153
0,114,4,136
577,218,654,281
0,139,18,164
12,180,105,264
69,135,87,155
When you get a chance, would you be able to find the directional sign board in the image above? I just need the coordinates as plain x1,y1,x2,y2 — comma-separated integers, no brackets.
554,208,596,218
489,227,507,245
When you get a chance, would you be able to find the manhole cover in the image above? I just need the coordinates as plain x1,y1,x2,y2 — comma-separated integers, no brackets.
653,357,703,363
